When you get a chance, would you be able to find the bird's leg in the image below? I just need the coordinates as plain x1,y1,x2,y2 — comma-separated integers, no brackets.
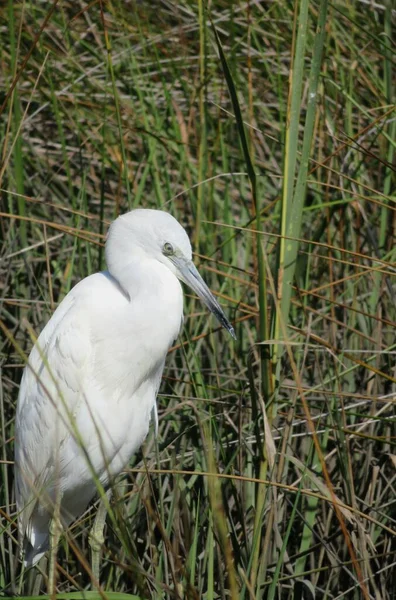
31,559,46,596
48,516,61,596
88,490,112,585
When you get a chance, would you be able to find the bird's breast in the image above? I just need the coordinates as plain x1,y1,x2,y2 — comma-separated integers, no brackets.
91,266,183,402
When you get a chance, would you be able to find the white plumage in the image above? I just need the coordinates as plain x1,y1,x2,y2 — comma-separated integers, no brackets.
14,209,234,566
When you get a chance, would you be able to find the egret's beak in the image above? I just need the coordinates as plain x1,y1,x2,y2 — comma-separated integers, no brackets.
172,256,236,340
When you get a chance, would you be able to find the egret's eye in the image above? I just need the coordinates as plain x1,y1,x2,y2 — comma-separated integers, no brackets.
163,242,174,256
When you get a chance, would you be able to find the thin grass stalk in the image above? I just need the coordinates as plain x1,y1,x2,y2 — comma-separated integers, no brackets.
266,483,303,600
196,0,207,247
370,2,395,317
204,423,239,600
98,123,107,270
99,0,131,207
7,0,26,248
47,72,73,200
294,440,323,577
270,0,310,389
253,0,311,591
0,368,15,592
12,594,143,600
153,439,167,591
247,4,273,586
269,10,331,574
248,242,271,592
206,511,214,600
281,0,329,319
186,498,199,589
210,19,273,592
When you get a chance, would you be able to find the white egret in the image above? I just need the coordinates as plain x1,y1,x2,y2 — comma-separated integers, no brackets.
14,208,234,585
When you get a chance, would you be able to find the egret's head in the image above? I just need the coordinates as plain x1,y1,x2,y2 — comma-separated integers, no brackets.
106,209,235,339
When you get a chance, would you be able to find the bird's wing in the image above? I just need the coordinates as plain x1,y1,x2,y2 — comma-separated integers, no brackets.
15,268,181,553
14,276,96,541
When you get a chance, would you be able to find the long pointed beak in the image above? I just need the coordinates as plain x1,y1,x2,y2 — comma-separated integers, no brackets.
172,256,236,340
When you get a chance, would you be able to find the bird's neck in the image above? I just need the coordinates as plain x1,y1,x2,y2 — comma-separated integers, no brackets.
108,258,184,359
109,257,182,306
